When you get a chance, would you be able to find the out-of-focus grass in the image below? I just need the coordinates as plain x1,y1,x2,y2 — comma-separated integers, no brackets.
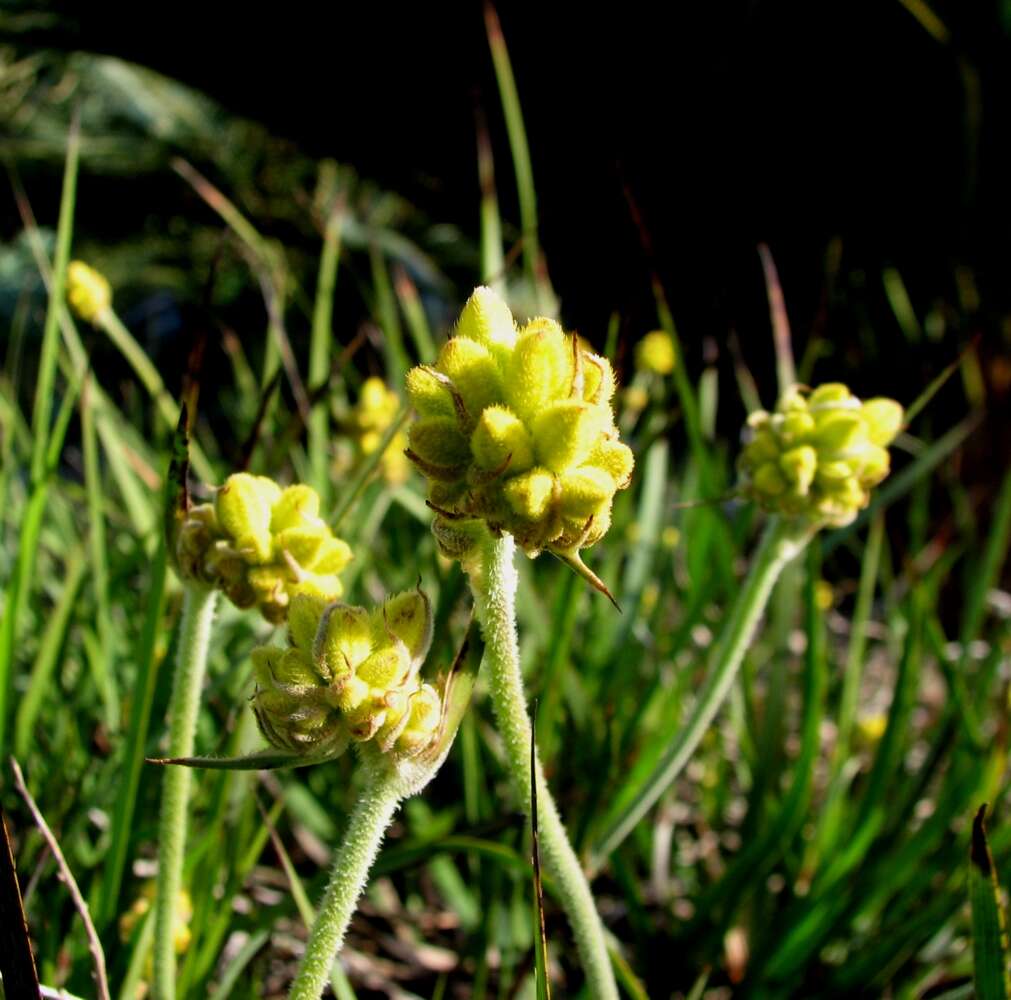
1,26,1009,1000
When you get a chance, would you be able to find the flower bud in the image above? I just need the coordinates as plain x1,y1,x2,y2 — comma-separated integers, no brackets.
404,287,634,563
250,589,443,760
347,377,410,485
635,329,676,375
392,683,442,755
173,475,352,622
66,261,111,325
738,383,903,527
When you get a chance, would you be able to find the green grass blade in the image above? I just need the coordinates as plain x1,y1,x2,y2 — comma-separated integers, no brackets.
484,2,540,296
119,909,154,1000
695,542,827,924
882,266,923,342
331,407,409,528
308,204,344,504
81,377,119,732
369,242,410,384
206,929,269,1000
835,512,885,756
95,538,168,929
14,546,86,758
961,467,1011,647
903,341,977,426
606,938,649,1000
0,115,80,751
970,806,1011,1000
824,414,978,554
394,265,437,362
530,711,551,1000
29,112,78,484
590,518,810,869
805,513,884,868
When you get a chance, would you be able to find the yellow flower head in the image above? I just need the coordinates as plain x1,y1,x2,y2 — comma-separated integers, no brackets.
636,329,676,376
738,383,903,528
175,473,352,623
405,287,634,564
251,588,441,759
349,377,409,485
67,260,112,326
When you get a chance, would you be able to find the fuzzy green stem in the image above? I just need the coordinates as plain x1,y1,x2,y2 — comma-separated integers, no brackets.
153,584,217,1000
589,516,813,869
288,764,403,1000
468,533,619,1000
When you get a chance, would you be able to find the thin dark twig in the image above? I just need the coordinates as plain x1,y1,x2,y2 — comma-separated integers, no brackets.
0,799,39,998
271,327,369,460
10,757,110,1000
237,369,283,472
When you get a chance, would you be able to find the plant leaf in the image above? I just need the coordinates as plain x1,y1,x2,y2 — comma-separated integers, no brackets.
970,804,1011,1000
147,741,348,771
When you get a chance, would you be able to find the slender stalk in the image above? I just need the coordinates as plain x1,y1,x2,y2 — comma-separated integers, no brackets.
590,516,813,868
153,585,218,1000
467,533,619,1000
288,763,403,1000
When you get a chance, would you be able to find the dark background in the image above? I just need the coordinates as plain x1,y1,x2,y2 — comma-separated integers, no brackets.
6,0,1011,414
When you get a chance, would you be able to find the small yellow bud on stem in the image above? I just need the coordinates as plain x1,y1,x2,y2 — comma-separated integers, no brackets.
66,260,112,325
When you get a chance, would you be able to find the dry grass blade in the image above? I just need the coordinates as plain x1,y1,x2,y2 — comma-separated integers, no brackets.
758,243,796,395
0,800,39,997
9,756,110,1000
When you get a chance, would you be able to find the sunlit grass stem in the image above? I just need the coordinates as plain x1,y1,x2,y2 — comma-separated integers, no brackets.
468,533,619,1000
153,585,217,999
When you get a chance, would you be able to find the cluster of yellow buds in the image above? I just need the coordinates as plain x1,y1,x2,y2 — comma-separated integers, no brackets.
635,329,677,376
66,260,112,326
174,473,352,623
251,588,442,759
738,383,904,527
404,287,634,563
348,377,410,485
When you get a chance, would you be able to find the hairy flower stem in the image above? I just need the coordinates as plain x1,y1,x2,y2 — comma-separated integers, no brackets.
590,516,814,868
288,763,403,1000
153,584,217,1000
468,533,619,1000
